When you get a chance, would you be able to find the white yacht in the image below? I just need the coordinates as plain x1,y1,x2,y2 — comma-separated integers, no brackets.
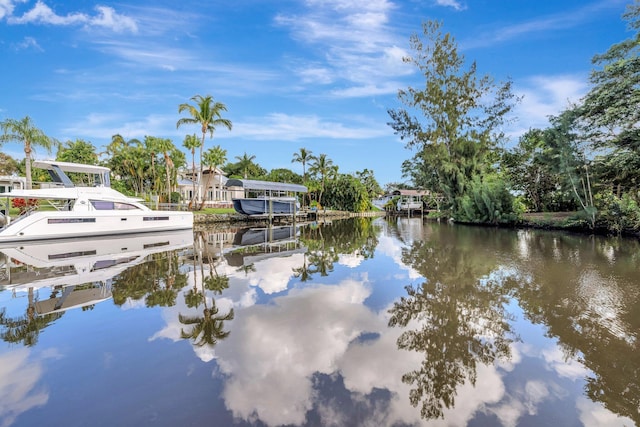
0,161,193,243
0,229,194,314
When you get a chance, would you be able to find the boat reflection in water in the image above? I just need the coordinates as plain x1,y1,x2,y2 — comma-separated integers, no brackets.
224,225,305,267
0,229,194,315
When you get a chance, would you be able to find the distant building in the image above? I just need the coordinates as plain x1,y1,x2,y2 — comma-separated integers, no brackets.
0,175,26,193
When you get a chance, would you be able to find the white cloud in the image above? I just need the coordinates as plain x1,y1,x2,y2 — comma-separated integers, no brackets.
12,35,42,51
0,0,18,20
90,6,137,33
231,113,391,141
6,1,137,33
463,0,627,48
507,74,588,139
435,0,466,11
274,0,411,97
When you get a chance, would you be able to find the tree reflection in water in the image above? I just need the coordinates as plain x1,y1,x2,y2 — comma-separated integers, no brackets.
111,247,188,307
0,289,63,347
387,223,517,420
510,230,640,424
179,231,234,349
295,218,379,281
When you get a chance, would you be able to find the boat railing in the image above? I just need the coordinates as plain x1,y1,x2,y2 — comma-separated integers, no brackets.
1,204,39,228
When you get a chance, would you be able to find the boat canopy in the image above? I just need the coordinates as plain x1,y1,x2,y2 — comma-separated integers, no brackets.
33,161,110,174
225,179,307,193
33,160,111,188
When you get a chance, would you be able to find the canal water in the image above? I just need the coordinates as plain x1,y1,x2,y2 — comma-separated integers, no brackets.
0,217,637,426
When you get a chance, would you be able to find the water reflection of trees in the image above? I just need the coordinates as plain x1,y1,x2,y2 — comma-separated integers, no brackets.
388,224,517,419
111,248,188,307
179,231,233,349
0,290,63,346
510,231,640,424
295,218,379,281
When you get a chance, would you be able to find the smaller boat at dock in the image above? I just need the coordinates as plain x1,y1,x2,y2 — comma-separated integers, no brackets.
0,161,193,244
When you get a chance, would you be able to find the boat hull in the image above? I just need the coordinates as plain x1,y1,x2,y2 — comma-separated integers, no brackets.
0,210,193,244
232,198,298,216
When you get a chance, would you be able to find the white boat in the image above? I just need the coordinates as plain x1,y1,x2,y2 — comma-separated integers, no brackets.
0,161,193,243
233,197,299,215
0,229,194,314
226,178,306,216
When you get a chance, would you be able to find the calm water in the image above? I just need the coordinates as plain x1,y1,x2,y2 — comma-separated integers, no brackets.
0,218,638,427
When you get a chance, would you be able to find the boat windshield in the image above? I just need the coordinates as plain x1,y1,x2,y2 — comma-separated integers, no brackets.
90,200,142,210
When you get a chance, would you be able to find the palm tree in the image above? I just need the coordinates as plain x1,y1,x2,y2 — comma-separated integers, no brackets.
178,301,234,347
182,133,201,208
309,153,334,207
177,95,232,204
154,138,176,203
0,116,58,189
291,148,315,181
201,145,227,209
235,152,256,179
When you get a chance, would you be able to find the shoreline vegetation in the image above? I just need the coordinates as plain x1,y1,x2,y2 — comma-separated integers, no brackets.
193,209,640,238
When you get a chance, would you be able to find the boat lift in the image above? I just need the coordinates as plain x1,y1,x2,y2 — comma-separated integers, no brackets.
225,179,308,224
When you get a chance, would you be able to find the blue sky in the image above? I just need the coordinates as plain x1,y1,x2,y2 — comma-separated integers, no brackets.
0,0,633,185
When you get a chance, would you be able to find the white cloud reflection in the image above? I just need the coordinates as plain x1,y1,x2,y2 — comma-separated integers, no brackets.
0,349,49,427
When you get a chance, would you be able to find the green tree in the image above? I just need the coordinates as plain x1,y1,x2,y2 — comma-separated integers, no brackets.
55,139,99,185
545,109,596,227
355,168,383,199
201,145,227,209
309,153,335,207
262,168,303,184
580,1,640,150
0,116,59,189
323,174,372,212
182,133,201,208
387,21,517,217
151,137,177,203
105,135,145,195
235,152,256,179
502,129,569,212
56,139,98,165
177,94,232,195
291,148,315,181
0,153,20,176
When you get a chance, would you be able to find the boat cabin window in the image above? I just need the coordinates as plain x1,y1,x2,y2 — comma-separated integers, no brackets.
90,200,141,210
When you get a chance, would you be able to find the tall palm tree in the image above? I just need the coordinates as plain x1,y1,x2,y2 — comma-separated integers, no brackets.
182,133,201,208
292,148,315,207
235,152,256,179
154,138,176,203
309,153,334,207
0,116,57,189
291,148,315,181
201,145,227,209
177,95,232,203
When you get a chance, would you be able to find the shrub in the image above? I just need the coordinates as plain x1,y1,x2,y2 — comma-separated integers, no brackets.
456,175,520,224
594,190,640,234
11,198,39,213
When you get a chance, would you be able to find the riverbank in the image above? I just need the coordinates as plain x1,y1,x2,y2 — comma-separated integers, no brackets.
193,209,385,227
193,209,639,237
